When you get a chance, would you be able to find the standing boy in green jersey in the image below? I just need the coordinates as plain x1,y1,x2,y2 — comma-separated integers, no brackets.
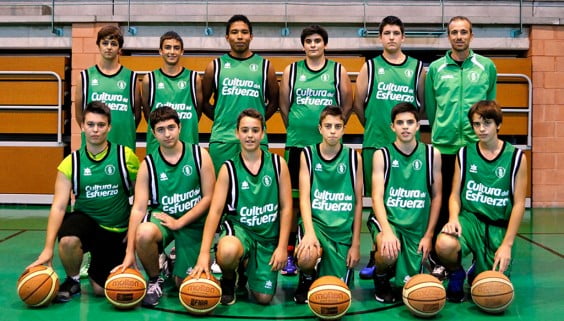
202,15,279,173
293,106,363,304
115,107,215,307
27,102,139,302
435,100,527,303
191,109,292,305
353,16,425,278
425,17,497,277
279,25,353,275
75,25,142,150
369,102,442,303
141,31,203,152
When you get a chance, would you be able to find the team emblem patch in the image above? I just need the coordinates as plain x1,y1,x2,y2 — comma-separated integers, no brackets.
468,71,480,82
249,64,259,72
495,167,506,178
117,80,127,89
404,69,414,78
321,74,330,82
412,160,422,171
182,165,193,176
104,165,116,175
337,163,347,174
177,80,187,89
262,175,272,187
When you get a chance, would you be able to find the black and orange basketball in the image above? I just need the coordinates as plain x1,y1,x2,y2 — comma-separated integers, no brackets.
307,275,351,320
179,274,222,315
402,274,446,318
104,268,146,309
471,270,514,314
16,265,60,307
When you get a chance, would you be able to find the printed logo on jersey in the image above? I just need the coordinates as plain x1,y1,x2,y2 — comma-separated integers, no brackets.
386,187,427,209
241,181,249,190
468,71,480,82
182,165,193,177
265,280,273,289
262,175,272,187
91,79,99,86
464,180,509,207
375,82,415,103
312,189,353,212
470,164,478,173
315,163,323,172
412,160,422,171
85,183,119,198
249,64,259,72
117,80,127,90
378,68,385,75
177,80,187,90
321,74,330,82
160,172,169,181
392,160,399,168
224,62,231,69
240,203,278,227
104,165,116,175
404,69,414,78
440,74,454,80
495,167,506,179
84,168,92,176
221,77,260,98
337,163,347,174
158,82,165,89
299,74,307,82
161,188,202,215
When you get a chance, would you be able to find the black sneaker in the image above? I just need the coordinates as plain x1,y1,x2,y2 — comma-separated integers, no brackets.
373,272,396,304
220,276,237,305
293,272,315,304
236,266,249,298
142,277,164,307
55,277,81,302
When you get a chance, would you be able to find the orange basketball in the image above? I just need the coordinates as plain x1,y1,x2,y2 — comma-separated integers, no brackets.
402,274,446,318
179,274,222,315
471,271,514,314
307,275,351,320
16,265,60,307
104,268,146,309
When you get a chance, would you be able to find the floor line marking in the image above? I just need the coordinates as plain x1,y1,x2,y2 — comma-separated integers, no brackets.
517,233,564,258
0,230,26,243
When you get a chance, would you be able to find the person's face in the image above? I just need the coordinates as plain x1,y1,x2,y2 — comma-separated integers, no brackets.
236,116,264,152
153,119,180,149
303,34,326,59
380,24,404,54
448,19,473,53
391,112,419,144
159,39,183,66
471,114,500,143
97,36,121,60
226,21,253,54
82,112,110,146
318,115,345,147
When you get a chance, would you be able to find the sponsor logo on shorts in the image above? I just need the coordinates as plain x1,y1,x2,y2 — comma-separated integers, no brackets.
265,280,273,289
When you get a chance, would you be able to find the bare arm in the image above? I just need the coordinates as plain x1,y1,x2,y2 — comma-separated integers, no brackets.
494,152,527,273
270,157,293,271
347,151,363,268
27,172,71,269
133,73,143,128
140,74,151,122
264,61,279,121
278,64,292,128
352,63,368,126
75,73,84,126
443,155,462,236
194,73,204,119
417,68,426,111
295,151,320,258
201,61,216,120
339,65,353,122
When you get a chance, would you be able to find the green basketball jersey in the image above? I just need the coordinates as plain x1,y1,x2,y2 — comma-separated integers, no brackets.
459,142,523,223
210,53,269,144
145,143,205,226
81,65,136,150
146,68,199,151
381,142,434,234
225,151,281,241
304,144,358,243
72,143,133,229
363,55,423,149
286,59,341,147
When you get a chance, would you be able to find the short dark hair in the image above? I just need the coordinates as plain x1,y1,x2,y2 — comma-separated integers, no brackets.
448,16,473,34
300,25,329,46
237,108,265,129
379,16,405,35
319,105,344,125
226,14,252,35
159,31,184,50
84,101,111,125
468,100,503,126
391,102,420,122
150,106,180,130
96,25,124,49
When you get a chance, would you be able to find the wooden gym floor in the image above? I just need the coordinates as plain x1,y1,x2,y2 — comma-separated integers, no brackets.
0,206,562,321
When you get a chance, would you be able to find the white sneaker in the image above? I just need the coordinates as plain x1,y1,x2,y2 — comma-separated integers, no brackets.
211,260,222,274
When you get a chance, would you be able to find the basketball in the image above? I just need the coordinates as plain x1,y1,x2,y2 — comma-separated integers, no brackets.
402,274,446,318
179,274,222,315
471,270,514,314
16,265,60,307
307,275,351,320
104,268,146,309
